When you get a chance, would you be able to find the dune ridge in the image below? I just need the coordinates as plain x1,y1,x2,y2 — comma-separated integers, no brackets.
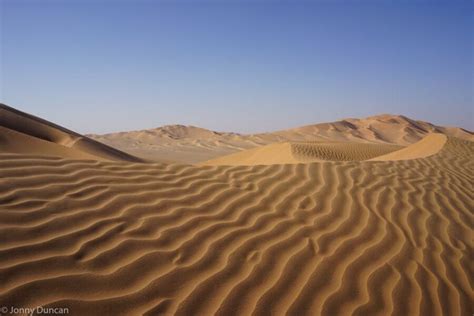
0,135,472,315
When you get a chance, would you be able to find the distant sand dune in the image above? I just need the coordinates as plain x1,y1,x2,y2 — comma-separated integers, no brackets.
0,136,472,315
89,114,473,163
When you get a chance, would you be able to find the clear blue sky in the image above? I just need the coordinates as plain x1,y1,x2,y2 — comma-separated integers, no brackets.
1,0,472,134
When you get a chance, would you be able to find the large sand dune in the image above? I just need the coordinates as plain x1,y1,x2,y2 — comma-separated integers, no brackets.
0,104,143,162
0,105,472,315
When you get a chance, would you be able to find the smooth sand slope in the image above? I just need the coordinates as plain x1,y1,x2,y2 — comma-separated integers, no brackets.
0,103,143,162
370,134,447,161
89,114,473,163
0,128,472,315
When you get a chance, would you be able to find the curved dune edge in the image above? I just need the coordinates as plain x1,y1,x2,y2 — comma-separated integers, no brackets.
0,136,472,315
369,133,447,161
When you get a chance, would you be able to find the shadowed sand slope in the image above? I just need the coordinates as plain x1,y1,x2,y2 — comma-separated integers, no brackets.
0,136,472,315
201,141,403,166
0,103,144,162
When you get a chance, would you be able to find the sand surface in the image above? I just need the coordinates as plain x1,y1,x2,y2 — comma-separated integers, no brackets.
0,105,473,315
370,134,447,161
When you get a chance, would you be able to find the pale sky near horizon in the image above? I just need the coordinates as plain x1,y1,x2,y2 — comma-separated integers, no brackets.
1,0,472,134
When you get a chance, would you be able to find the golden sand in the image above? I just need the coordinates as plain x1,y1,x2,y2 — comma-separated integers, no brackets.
0,104,472,315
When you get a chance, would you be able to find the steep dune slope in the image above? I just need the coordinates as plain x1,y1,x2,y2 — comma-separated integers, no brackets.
0,136,472,315
0,126,104,160
0,103,144,162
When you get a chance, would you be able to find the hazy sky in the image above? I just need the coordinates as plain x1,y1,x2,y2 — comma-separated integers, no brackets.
1,0,472,134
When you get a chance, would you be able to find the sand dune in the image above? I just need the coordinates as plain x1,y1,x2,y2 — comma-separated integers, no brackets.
277,114,473,145
89,114,473,163
202,134,448,166
0,104,143,162
202,141,403,166
0,105,473,315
